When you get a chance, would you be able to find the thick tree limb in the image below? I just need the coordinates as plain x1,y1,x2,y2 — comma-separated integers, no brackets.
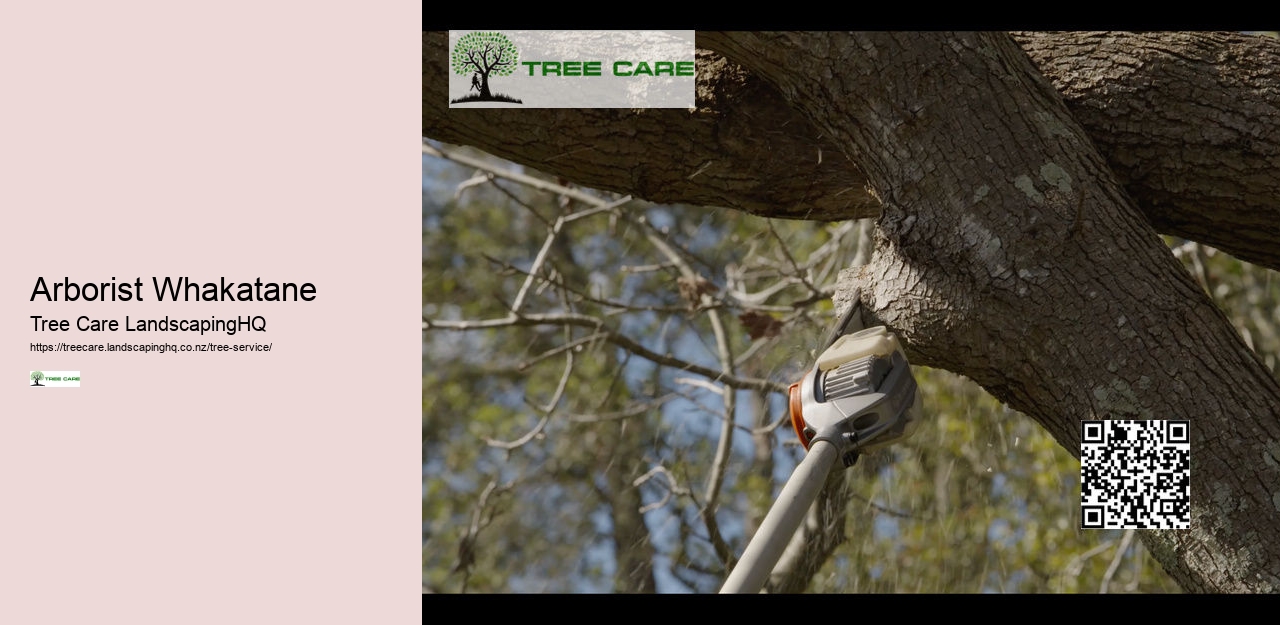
423,31,1280,271
695,30,1280,594
1013,32,1280,271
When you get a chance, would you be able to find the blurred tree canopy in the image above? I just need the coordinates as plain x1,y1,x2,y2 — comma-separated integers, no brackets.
421,146,1276,592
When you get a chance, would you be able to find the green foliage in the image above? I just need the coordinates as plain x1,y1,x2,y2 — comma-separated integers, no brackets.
450,32,519,78
1164,236,1280,374
425,148,1276,593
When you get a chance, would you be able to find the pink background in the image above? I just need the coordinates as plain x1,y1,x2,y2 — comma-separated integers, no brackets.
0,3,421,622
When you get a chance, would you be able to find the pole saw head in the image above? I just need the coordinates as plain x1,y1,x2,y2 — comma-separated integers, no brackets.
719,295,925,594
788,300,923,468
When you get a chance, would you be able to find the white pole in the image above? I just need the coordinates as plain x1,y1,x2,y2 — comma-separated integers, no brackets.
719,440,841,593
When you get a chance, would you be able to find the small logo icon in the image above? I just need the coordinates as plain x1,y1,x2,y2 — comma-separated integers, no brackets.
450,31,523,105
29,370,80,387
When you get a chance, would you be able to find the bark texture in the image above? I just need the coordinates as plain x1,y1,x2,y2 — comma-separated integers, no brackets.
696,30,1280,594
1014,32,1280,272
424,31,1280,271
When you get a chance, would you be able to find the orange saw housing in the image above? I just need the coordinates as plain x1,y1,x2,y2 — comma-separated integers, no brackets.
788,380,812,449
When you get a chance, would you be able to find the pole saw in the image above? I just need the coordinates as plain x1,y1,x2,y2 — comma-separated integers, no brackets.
719,292,923,593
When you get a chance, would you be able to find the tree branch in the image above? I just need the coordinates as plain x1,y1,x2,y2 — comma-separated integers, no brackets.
424,31,1280,271
694,30,1280,594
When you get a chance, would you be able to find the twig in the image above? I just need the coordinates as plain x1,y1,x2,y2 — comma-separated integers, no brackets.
674,376,725,396
633,465,693,513
620,262,678,273
484,349,574,450
491,256,711,315
766,218,824,298
454,478,512,592
850,493,926,520
565,394,672,422
509,200,630,314
1061,538,1117,587
517,332,606,371
425,312,787,394
1100,529,1135,594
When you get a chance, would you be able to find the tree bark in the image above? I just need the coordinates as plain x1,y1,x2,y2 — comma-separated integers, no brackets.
423,31,1280,271
695,30,1280,594
1013,32,1280,272
424,31,1280,592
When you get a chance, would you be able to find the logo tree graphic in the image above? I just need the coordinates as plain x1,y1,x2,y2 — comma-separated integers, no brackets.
451,32,520,103
30,371,44,386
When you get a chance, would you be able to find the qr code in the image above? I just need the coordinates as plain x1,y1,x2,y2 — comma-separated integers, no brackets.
1080,420,1189,529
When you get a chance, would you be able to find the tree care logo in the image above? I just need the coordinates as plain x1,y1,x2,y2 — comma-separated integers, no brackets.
450,31,523,105
447,31,695,109
30,370,80,387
